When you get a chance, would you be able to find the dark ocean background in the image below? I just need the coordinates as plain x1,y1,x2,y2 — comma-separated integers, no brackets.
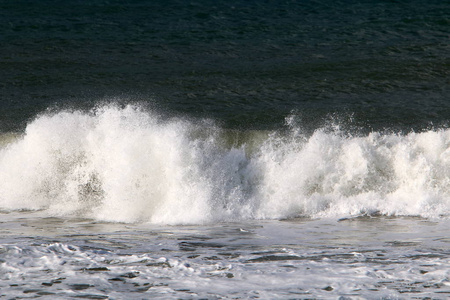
1,0,449,133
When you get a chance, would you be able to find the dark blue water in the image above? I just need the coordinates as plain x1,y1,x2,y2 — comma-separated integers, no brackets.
1,0,449,132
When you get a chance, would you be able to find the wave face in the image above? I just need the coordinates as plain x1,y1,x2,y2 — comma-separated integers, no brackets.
0,105,449,224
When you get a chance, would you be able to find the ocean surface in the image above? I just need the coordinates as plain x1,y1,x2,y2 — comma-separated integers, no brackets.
0,0,449,298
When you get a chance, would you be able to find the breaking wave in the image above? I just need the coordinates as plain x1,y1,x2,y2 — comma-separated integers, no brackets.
0,105,449,224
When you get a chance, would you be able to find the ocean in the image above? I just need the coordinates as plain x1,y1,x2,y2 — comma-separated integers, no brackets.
0,0,449,298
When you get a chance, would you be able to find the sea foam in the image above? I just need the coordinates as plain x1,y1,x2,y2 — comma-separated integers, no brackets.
0,105,449,223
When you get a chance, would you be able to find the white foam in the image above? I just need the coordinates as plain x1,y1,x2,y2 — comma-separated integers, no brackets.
255,129,450,220
0,105,449,223
0,218,449,298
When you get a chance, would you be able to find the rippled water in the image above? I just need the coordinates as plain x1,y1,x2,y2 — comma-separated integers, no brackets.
1,0,449,131
1,211,449,299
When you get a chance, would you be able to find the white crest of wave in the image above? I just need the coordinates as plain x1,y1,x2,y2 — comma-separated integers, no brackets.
0,105,449,223
0,106,214,223
256,128,450,219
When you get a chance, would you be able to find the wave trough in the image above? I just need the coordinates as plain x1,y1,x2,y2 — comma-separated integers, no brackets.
0,105,449,224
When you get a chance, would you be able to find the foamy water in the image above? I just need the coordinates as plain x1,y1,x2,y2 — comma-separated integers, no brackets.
0,106,449,298
0,105,449,224
0,212,449,299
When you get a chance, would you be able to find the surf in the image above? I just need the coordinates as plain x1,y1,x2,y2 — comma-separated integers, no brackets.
0,105,449,224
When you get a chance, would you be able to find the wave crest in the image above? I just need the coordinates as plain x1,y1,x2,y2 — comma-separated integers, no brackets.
0,105,449,223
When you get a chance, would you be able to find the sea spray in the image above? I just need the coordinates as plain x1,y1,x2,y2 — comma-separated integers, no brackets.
0,106,212,223
0,105,449,223
255,129,450,219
